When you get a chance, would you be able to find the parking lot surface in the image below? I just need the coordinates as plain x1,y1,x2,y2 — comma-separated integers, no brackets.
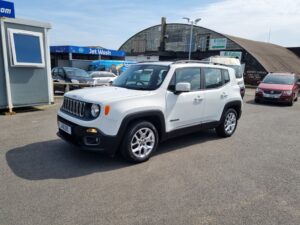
1,90,300,225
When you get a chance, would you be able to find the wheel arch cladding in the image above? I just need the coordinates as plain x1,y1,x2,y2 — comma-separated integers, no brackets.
223,101,242,119
118,110,166,143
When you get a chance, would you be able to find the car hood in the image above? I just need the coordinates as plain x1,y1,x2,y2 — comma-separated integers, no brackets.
64,86,151,103
259,83,293,91
68,76,94,83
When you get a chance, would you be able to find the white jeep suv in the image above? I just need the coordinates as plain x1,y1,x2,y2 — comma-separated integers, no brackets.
57,61,242,163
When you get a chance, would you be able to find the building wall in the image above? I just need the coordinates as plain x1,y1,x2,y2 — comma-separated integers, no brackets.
125,55,159,62
288,47,300,58
51,53,125,69
0,21,8,108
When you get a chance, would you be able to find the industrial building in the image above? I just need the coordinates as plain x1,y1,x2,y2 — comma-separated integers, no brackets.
119,18,300,84
50,45,126,70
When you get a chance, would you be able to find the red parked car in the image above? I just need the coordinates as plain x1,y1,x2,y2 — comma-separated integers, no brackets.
255,73,300,106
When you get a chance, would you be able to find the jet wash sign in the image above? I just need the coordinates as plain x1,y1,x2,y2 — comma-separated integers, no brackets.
0,0,15,18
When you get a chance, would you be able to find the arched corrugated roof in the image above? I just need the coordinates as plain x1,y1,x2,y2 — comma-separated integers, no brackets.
223,34,300,74
119,23,300,74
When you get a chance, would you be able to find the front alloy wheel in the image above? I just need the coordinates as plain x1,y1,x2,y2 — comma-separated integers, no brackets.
121,121,158,163
131,127,155,159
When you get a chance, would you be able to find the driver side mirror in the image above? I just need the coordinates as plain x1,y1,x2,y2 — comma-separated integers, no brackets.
175,82,191,94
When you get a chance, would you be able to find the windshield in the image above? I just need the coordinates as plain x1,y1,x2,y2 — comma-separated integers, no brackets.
113,64,169,90
65,68,89,78
262,74,294,85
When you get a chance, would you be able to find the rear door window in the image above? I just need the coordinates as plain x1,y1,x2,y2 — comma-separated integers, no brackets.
203,68,223,89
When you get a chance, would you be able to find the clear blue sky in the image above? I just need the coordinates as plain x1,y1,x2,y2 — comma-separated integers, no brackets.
13,0,300,49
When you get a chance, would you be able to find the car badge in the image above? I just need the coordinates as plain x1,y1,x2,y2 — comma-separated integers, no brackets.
270,91,274,94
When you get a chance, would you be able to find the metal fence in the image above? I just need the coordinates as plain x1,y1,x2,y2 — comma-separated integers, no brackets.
53,82,108,93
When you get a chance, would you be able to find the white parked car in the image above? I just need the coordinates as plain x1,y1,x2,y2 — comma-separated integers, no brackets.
89,71,117,85
201,56,246,98
57,61,243,163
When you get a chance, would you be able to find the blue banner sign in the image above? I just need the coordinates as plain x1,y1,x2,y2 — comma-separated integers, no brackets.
50,46,126,57
0,0,15,18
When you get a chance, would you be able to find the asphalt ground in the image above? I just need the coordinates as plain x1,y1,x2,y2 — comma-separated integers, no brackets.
0,89,299,225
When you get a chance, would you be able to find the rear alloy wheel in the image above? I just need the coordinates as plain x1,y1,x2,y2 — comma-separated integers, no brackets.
216,108,238,137
121,121,158,163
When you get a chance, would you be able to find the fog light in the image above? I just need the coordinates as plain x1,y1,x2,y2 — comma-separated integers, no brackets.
84,136,100,146
86,128,98,134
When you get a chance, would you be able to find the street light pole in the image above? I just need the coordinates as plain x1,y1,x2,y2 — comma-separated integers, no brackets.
182,17,201,60
188,23,194,60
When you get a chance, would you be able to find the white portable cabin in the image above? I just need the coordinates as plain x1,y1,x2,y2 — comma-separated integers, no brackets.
0,17,53,113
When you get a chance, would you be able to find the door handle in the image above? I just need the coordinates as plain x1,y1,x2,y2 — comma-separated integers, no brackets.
221,92,228,98
194,95,203,102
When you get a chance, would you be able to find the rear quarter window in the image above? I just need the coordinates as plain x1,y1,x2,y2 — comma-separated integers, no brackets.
223,69,230,84
203,68,223,89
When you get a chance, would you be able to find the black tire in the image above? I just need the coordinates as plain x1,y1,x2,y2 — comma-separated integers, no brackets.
64,85,69,93
254,98,260,103
288,94,294,106
288,100,293,106
121,121,159,163
216,108,238,138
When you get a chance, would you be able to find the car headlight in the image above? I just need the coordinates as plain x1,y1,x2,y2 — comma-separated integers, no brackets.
256,88,262,93
282,90,292,96
71,79,79,84
91,104,100,118
87,80,95,85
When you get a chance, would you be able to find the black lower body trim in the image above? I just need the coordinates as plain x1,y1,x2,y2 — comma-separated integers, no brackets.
57,116,119,156
163,121,220,141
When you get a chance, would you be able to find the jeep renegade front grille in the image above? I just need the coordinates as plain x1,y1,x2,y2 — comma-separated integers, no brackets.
61,97,86,118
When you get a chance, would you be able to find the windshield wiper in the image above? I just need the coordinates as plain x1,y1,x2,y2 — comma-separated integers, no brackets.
125,86,149,90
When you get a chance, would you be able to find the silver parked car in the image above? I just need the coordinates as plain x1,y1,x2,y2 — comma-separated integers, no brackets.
89,71,117,86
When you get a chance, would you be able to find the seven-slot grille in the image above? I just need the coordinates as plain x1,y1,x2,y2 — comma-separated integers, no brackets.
61,97,86,118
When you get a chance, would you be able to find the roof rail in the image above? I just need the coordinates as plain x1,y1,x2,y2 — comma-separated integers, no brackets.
172,60,205,64
137,60,160,63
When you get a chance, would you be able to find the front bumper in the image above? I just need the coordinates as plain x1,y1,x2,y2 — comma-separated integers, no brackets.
57,116,119,156
255,93,293,103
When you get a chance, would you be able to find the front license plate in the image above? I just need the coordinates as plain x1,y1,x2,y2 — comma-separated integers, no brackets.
264,93,279,98
58,121,72,135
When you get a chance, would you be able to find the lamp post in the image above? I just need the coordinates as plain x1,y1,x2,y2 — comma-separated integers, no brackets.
182,17,201,60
